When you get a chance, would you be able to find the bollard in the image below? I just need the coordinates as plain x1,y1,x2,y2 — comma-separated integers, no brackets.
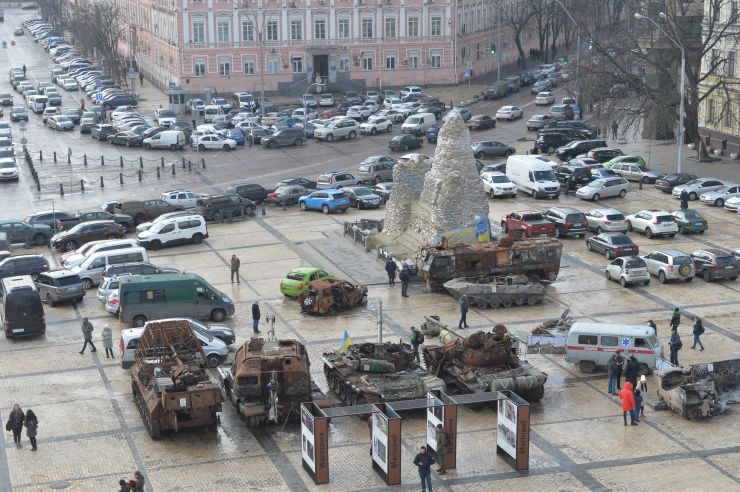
59,183,64,196
39,150,43,161
201,158,205,169
171,164,176,176
120,156,124,167
138,169,142,182
36,181,40,191
119,173,123,185
182,159,186,169
100,176,104,188
53,151,57,162
282,200,286,211
84,155,88,166
101,155,105,166
161,157,165,168
188,161,192,172
67,154,71,164
80,179,85,192
639,179,643,190
156,167,161,179
139,157,143,169
261,202,266,216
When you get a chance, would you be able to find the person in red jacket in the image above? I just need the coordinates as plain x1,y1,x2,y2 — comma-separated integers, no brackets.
620,381,637,426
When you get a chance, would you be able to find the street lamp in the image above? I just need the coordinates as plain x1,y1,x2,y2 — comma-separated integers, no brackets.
553,0,581,107
634,11,686,173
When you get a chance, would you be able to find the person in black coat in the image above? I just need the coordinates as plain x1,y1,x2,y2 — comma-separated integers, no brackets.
25,409,38,451
385,258,397,286
615,350,625,390
251,301,261,334
413,445,435,492
7,404,25,446
624,355,640,388
679,190,689,210
399,268,411,297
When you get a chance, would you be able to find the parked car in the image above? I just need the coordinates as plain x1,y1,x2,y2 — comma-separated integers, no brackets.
261,127,305,148
426,125,440,143
55,210,134,234
314,119,359,141
373,182,393,202
191,133,237,151
609,161,662,184
642,249,695,283
359,116,393,135
50,221,124,252
535,132,573,154
584,208,629,233
280,267,334,297
91,124,115,141
343,186,381,209
298,189,350,214
605,256,651,287
468,115,497,130
110,199,185,226
160,190,206,210
672,177,731,201
602,155,646,169
195,194,254,222
24,210,72,232
547,104,573,120
526,114,553,130
654,173,697,192
690,249,739,282
0,255,50,282
484,81,509,100
356,156,396,184
555,139,608,161
542,207,588,238
0,220,53,246
671,209,708,234
266,186,309,205
480,172,517,199
9,106,28,121
276,177,316,190
587,232,639,259
500,210,556,237
136,215,208,249
389,134,423,151
575,177,629,201
535,91,555,105
318,94,335,107
699,184,740,207
587,148,624,163
471,140,515,159
495,106,523,121
626,210,678,238
232,183,268,203
107,131,143,146
35,270,85,306
316,172,361,189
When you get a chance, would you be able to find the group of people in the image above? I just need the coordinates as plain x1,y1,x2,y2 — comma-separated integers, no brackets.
78,318,115,358
6,404,37,450
385,258,412,297
118,471,145,491
609,349,648,427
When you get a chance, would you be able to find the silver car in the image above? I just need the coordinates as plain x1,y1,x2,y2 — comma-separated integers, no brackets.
699,184,740,207
575,177,629,201
97,273,132,303
642,249,695,283
526,114,553,130
609,162,662,184
605,256,651,287
672,177,731,200
584,208,629,233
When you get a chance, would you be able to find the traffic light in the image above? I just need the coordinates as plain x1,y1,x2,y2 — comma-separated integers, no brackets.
490,43,496,55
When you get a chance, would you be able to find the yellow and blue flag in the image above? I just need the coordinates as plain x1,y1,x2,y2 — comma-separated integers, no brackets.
340,330,353,353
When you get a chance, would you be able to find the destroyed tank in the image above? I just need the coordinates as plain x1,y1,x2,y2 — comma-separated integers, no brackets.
416,235,562,290
422,324,548,403
443,275,545,308
217,338,326,427
322,341,445,405
130,320,222,439
298,279,368,315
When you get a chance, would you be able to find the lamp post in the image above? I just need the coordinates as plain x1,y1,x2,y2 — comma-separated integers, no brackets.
634,12,686,173
553,0,580,107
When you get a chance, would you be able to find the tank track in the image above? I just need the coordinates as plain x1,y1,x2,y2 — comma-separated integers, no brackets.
465,293,543,309
132,381,161,439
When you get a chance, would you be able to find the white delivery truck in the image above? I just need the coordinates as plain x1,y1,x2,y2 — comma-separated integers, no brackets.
506,155,561,199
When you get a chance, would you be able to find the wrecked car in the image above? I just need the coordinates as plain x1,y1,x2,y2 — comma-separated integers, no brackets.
297,279,368,315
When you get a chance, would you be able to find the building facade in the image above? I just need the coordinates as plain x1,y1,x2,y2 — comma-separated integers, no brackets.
116,0,532,96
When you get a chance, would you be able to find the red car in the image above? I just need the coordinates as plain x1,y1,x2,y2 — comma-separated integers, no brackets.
500,210,556,237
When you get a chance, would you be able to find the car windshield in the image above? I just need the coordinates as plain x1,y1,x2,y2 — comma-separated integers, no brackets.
491,175,510,183
682,211,702,220
532,170,555,181
606,213,625,221
358,165,371,172
524,214,544,222
406,117,419,124
610,235,632,245
159,110,175,117
673,256,692,265
588,180,606,188
685,179,702,186
626,259,646,269
655,215,674,223
354,188,372,195
716,256,736,265
662,174,679,181
0,161,16,169
55,275,81,286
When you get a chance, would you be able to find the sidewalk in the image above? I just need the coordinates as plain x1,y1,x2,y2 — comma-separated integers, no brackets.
133,76,170,113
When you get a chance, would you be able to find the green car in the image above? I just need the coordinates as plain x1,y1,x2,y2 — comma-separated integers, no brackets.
671,209,708,234
280,267,334,297
603,155,646,169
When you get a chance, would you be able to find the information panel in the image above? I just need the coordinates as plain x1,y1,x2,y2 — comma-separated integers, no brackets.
426,392,444,452
495,391,530,471
301,403,329,484
372,411,389,475
496,397,517,458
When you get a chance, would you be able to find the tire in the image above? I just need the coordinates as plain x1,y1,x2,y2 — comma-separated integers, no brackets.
685,277,693,283
207,354,221,368
387,125,393,133
192,233,203,244
605,270,612,280
605,250,612,260
294,138,303,146
169,144,176,150
144,143,151,149
105,234,120,240
212,211,222,222
658,271,667,284
223,144,231,150
370,127,377,135
150,240,161,251
81,278,94,290
592,193,600,202
555,227,562,238
348,131,356,139
133,315,147,327
475,151,485,159
644,280,650,286
505,150,514,157
626,221,633,232
322,204,329,214
326,134,334,142
46,294,55,307
715,198,724,207
619,189,627,198
300,202,307,211
645,228,653,239
211,308,226,322
620,277,627,287
688,192,697,200
547,146,555,154
703,269,712,282
268,141,276,148
198,144,206,151
76,296,84,303
586,241,592,251
579,361,597,373
33,234,47,246
119,223,129,234
64,240,77,252
125,140,130,147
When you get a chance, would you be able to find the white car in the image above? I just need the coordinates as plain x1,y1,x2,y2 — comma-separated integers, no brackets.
699,184,740,207
359,116,393,135
155,108,177,127
319,94,335,107
210,97,232,112
605,256,651,287
535,91,555,105
383,97,404,110
111,105,135,119
346,105,372,120
400,85,424,99
495,106,524,120
0,122,12,139
160,190,208,210
724,196,740,212
105,291,120,315
625,209,678,238
191,134,237,150
291,108,318,121
398,153,433,166
0,159,19,181
363,101,378,113
480,171,517,198
672,177,731,201
62,78,79,91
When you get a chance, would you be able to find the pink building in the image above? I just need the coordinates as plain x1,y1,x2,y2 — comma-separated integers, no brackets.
117,0,536,96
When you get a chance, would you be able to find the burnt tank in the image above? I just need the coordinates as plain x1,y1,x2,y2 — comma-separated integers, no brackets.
416,236,562,290
443,275,545,308
422,324,548,403
217,337,326,427
130,319,222,439
322,341,445,405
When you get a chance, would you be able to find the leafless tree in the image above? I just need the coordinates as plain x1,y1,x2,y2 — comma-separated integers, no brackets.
502,1,536,70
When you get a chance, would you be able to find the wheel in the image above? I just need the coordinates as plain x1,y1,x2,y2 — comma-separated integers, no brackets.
212,211,222,222
475,151,485,159
501,297,513,308
294,138,303,146
149,418,161,440
169,144,176,150
348,131,356,139
207,354,221,368
605,270,612,280
619,189,627,198
685,277,693,283
64,240,77,252
356,201,361,209
268,141,276,148
514,295,525,306
192,233,203,244
81,277,93,290
526,296,538,306
105,234,120,240
626,221,633,231
488,189,495,199
223,144,231,150
133,315,147,327
688,192,697,200
76,296,84,303
579,361,597,373
46,294,55,307
211,308,226,322
326,134,334,142
620,277,628,287
586,241,592,251
33,234,46,246
322,204,329,214
387,125,393,133
715,198,724,207
596,227,603,234
300,202,307,211
658,271,667,284
643,280,650,286
198,144,206,151
555,227,562,238
125,140,130,147
703,269,712,282
505,150,514,157
645,228,653,239
592,193,600,202
370,127,377,135
150,240,161,251
547,146,555,154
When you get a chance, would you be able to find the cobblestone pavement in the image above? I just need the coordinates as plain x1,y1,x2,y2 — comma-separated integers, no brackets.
1,184,739,492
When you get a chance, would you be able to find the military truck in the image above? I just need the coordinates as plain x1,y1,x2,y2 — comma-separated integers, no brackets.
416,235,562,290
217,337,326,427
422,324,548,402
56,210,135,234
323,341,444,405
130,319,222,439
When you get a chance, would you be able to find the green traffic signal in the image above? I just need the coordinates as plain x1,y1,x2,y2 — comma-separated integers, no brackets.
490,43,496,55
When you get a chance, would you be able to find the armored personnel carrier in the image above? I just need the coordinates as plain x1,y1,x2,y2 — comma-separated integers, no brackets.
298,279,368,315
217,337,326,427
422,324,548,402
416,236,562,290
130,319,222,439
443,275,545,308
323,342,445,405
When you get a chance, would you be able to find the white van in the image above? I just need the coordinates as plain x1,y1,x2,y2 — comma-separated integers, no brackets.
28,95,49,114
203,105,223,123
402,113,436,135
506,155,561,199
142,130,186,150
136,214,207,250
71,247,149,289
61,239,140,269
564,322,663,374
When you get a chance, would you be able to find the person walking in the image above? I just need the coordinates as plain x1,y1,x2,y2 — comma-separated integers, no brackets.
24,409,38,451
633,389,643,423
6,404,25,446
22,65,26,76
434,424,448,475
635,375,648,419
385,258,397,286
413,445,435,492
399,267,411,298
679,190,689,211
132,471,145,492
79,317,97,354
648,319,657,338
615,350,625,390
625,355,639,389
458,296,469,328
611,121,619,140
692,317,705,351
251,301,261,334
619,381,637,426
607,353,619,395
670,308,681,331
669,328,682,366
230,254,241,284
118,479,131,492
409,326,423,363
102,325,114,359
139,72,144,86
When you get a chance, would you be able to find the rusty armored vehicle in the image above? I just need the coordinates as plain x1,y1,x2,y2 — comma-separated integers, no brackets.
416,236,562,290
217,337,326,427
422,324,548,403
298,279,368,315
130,319,222,439
656,358,740,420
322,341,445,405
443,274,545,308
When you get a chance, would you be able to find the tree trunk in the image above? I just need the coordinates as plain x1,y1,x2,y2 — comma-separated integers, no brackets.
514,35,527,71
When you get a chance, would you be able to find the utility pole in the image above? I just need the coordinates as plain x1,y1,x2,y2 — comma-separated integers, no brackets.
496,0,501,81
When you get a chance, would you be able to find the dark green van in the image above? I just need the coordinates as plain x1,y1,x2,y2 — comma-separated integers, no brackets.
118,273,235,327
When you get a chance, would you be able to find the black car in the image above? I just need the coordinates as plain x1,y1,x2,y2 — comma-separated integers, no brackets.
542,207,588,238
0,94,13,106
539,126,592,141
389,134,423,151
555,164,593,190
555,139,608,161
0,220,53,246
195,194,255,222
654,173,698,193
587,148,624,163
426,125,440,143
690,249,739,282
91,124,116,141
233,183,269,203
62,108,82,124
101,95,137,110
0,255,51,281
9,106,28,121
142,126,168,139
107,131,143,146
277,177,317,189
544,120,598,139
586,232,639,259
535,132,573,154
246,127,268,144
24,210,72,232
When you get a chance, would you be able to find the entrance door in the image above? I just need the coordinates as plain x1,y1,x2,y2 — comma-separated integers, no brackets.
313,55,329,80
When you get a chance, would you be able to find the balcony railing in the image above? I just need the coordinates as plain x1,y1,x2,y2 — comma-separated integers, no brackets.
183,35,452,50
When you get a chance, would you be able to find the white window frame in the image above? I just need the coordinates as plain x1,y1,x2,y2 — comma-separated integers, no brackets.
292,56,304,73
338,18,350,39
268,58,279,74
267,20,279,41
191,19,205,44
243,59,255,75
363,54,374,71
291,19,303,40
430,51,442,68
362,18,374,39
218,57,231,76
407,51,419,69
385,52,397,70
431,16,442,36
194,58,206,76
242,20,255,42
384,17,396,38
216,17,231,43
407,16,419,38
314,18,327,39
339,57,349,72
